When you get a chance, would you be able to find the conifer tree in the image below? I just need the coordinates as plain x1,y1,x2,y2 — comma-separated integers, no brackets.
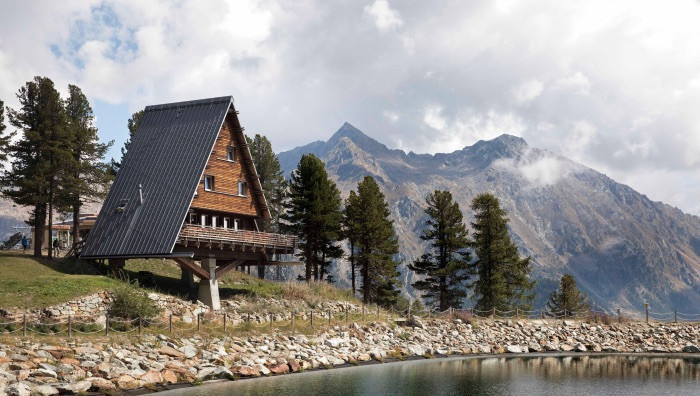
345,176,401,306
246,134,286,232
546,274,589,317
409,190,472,311
63,85,112,247
343,190,361,295
282,154,343,282
0,100,15,167
469,193,535,312
110,110,144,174
3,77,70,258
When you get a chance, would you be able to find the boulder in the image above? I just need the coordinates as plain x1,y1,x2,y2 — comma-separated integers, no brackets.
29,385,58,396
682,345,700,353
54,381,91,395
158,346,184,358
324,338,345,348
269,364,290,375
140,369,164,384
506,345,522,353
574,343,587,352
5,382,31,396
161,369,178,384
88,377,116,392
288,359,301,372
114,375,141,390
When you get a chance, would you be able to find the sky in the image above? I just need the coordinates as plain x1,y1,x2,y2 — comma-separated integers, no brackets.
1,0,700,215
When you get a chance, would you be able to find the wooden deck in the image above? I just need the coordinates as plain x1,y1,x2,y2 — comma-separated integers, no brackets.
177,224,297,254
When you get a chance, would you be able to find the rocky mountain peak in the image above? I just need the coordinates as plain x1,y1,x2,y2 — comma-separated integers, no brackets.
327,122,391,155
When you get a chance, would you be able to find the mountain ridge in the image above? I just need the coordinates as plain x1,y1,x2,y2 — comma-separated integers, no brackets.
277,123,700,314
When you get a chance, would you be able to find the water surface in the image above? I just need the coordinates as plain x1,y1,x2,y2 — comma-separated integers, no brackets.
162,354,700,396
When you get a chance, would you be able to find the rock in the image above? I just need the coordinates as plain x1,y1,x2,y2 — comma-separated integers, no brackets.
158,346,184,358
269,364,289,375
161,369,178,384
560,344,574,352
114,375,141,390
682,345,699,353
231,365,261,378
31,385,58,396
54,381,91,394
574,343,587,352
140,369,164,384
506,345,522,353
479,345,491,354
563,320,575,326
5,383,30,396
253,364,270,376
288,360,301,372
181,345,197,359
88,377,116,392
324,338,345,348
30,369,57,378
74,347,99,355
357,354,372,362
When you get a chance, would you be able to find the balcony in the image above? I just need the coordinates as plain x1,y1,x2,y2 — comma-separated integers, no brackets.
177,224,297,254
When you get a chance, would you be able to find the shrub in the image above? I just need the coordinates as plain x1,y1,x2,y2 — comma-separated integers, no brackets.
107,286,160,319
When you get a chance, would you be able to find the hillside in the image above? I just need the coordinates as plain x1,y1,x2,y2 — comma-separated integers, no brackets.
277,123,700,314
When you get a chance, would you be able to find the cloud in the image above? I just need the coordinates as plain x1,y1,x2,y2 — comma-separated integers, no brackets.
363,0,404,32
423,105,446,131
511,79,544,105
383,110,399,123
554,71,591,95
495,151,579,188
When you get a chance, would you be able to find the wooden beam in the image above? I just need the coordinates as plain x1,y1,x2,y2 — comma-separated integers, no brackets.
173,257,210,280
214,259,245,278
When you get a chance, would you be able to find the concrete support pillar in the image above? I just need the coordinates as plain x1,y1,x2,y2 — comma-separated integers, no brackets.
198,257,221,310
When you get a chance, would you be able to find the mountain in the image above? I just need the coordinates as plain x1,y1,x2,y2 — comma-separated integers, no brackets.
278,122,700,314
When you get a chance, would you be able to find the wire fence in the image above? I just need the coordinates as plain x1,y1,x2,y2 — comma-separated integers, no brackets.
1,303,698,338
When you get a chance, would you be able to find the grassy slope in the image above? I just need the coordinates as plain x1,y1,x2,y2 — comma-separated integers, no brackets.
0,251,357,309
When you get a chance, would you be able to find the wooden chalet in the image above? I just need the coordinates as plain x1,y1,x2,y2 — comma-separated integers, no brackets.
81,96,298,309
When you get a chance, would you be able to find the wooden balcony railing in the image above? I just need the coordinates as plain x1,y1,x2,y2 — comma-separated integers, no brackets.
178,224,297,251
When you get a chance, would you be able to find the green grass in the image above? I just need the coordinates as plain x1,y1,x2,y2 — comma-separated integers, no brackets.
0,252,121,308
0,252,361,309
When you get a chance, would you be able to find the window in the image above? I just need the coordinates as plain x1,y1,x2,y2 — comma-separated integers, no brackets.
233,218,240,231
200,214,207,228
226,146,236,161
189,213,197,224
211,216,218,228
204,175,214,191
238,181,247,196
223,217,229,229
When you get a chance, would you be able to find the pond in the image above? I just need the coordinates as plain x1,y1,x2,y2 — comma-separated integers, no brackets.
159,354,700,396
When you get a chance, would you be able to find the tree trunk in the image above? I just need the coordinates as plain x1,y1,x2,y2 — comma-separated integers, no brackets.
350,241,356,295
47,188,54,260
33,205,45,258
362,257,370,305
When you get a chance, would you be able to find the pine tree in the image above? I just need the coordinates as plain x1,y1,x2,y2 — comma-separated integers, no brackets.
0,100,16,167
409,190,472,311
246,134,286,232
469,193,535,312
63,85,112,247
281,154,343,282
343,190,361,295
546,274,589,317
346,176,401,306
110,110,144,174
3,77,71,258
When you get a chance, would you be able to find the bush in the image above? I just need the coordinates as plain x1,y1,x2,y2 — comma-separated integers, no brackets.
108,286,160,319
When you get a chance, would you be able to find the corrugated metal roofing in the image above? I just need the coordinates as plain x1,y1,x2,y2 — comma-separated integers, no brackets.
82,96,232,258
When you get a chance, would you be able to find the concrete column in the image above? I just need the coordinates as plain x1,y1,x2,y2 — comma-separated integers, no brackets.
198,257,221,310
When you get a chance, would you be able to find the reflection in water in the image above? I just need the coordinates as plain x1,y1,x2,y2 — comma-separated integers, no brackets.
162,355,700,396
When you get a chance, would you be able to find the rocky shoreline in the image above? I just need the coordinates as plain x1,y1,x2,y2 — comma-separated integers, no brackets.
1,317,698,395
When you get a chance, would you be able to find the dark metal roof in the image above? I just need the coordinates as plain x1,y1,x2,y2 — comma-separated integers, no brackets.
82,96,233,258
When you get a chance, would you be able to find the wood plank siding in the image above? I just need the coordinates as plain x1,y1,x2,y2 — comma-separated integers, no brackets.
190,116,261,217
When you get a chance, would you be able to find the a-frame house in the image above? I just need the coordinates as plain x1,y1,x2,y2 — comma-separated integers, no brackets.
81,96,297,309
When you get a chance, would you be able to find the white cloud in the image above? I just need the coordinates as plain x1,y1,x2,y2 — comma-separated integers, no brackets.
363,0,404,32
495,151,579,188
383,110,399,123
423,105,446,131
511,79,544,105
554,71,591,95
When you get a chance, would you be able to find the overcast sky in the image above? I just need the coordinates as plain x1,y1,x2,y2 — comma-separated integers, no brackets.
2,0,700,215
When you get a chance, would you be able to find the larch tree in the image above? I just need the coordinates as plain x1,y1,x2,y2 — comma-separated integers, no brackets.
281,154,343,282
469,193,535,312
63,84,112,247
409,190,472,311
110,109,144,175
546,274,589,317
346,176,401,306
246,134,286,232
3,77,71,258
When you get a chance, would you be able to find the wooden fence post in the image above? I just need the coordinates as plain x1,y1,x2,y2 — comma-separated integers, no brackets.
247,312,251,323
540,308,543,319
408,302,412,319
197,313,201,333
138,317,143,336
223,312,227,332
22,313,26,337
328,309,331,326
515,308,519,318
645,303,649,324
674,310,677,323
310,311,314,328
617,308,621,323
291,312,295,327
169,313,173,336
377,305,379,319
345,304,349,322
362,304,365,320
105,315,109,336
491,308,495,319
68,315,72,338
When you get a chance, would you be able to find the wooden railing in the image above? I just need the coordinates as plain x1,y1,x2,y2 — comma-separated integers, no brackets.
178,224,297,250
